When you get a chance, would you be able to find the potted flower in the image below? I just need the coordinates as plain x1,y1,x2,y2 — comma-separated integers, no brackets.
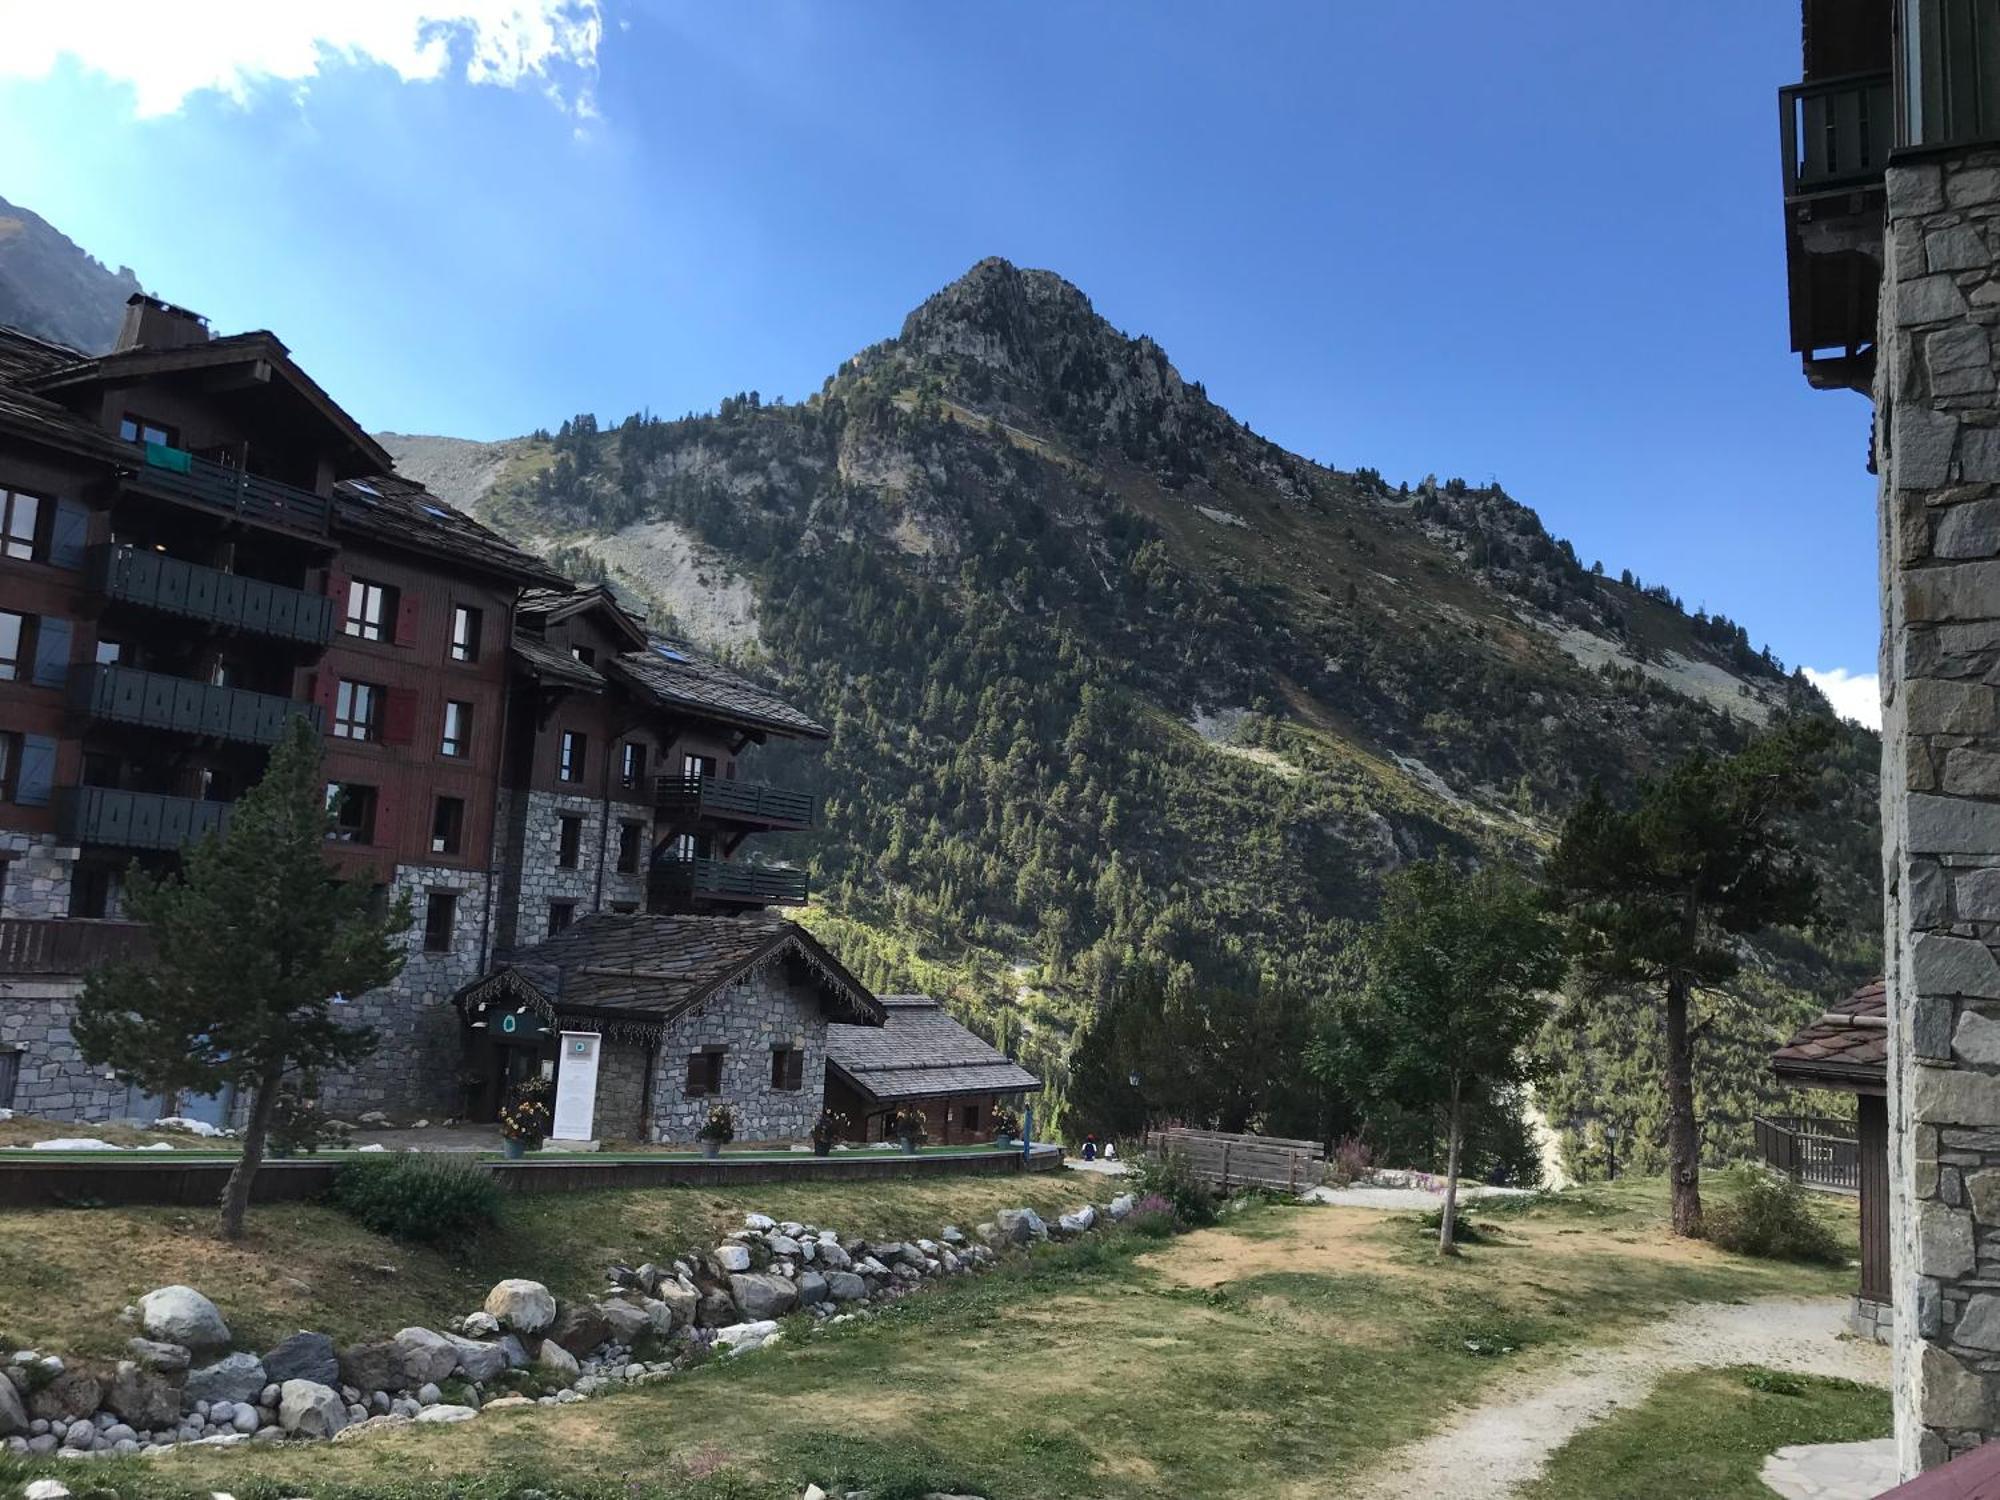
697,1103,735,1160
889,1106,928,1154
810,1107,849,1157
991,1105,1022,1147
497,1078,552,1159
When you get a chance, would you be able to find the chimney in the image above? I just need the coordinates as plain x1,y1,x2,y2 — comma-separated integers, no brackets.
115,293,210,352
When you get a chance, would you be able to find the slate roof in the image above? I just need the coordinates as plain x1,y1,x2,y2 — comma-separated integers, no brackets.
334,473,568,587
511,632,606,689
1772,981,1887,1092
614,640,829,741
827,995,1042,1103
0,326,133,463
455,913,883,1034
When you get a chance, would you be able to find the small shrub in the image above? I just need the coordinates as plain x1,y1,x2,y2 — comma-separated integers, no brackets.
1125,1192,1178,1238
698,1104,736,1144
1327,1136,1373,1188
1703,1165,1845,1265
1417,1205,1501,1245
498,1078,552,1147
1133,1147,1216,1229
330,1152,502,1244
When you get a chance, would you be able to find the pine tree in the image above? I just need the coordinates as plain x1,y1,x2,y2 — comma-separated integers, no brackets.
1544,719,1831,1237
74,718,410,1239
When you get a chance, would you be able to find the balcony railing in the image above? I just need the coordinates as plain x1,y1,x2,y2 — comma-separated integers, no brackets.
1754,1114,1860,1193
70,663,321,747
57,787,232,853
653,772,816,829
650,855,808,908
1780,72,1894,197
126,444,331,535
0,918,151,975
90,544,334,647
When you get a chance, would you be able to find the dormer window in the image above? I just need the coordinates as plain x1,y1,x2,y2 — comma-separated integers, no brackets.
118,415,176,448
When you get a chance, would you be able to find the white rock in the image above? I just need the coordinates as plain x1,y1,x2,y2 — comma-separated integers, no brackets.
714,1244,753,1272
139,1287,231,1350
23,1480,73,1499
278,1380,348,1440
482,1279,556,1335
414,1404,477,1425
28,1139,118,1152
744,1213,777,1231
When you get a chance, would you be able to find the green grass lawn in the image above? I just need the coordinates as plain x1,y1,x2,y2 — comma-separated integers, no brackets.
0,1177,1879,1500
1521,1366,1891,1500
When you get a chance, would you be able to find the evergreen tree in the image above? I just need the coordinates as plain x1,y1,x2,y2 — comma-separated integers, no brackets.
1318,860,1562,1253
75,718,410,1239
1543,719,1831,1236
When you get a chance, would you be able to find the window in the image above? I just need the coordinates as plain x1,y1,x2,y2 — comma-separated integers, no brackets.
547,900,576,936
69,865,112,919
94,639,122,666
0,610,24,680
118,415,176,447
559,730,586,783
1,489,41,561
423,892,459,953
0,733,16,802
333,680,381,740
962,1104,981,1131
683,752,717,780
430,796,465,856
440,700,471,757
620,741,648,790
344,578,391,642
557,814,582,869
0,1049,17,1112
770,1046,804,1092
616,820,643,874
325,783,378,843
685,1049,725,1097
449,605,481,663
573,644,596,667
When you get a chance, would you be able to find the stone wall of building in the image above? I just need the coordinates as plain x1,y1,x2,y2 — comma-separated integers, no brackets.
646,969,827,1144
0,833,74,918
0,979,133,1118
495,790,651,946
1880,146,2000,1475
592,1038,650,1141
318,864,493,1122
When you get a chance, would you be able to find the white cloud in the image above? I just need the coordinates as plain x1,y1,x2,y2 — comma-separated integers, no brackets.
0,1,602,118
1802,666,1882,730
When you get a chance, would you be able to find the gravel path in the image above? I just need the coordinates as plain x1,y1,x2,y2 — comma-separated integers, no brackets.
1346,1298,1888,1499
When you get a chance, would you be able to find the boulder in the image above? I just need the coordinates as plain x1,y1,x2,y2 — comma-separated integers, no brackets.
105,1361,180,1430
767,1234,803,1259
994,1208,1048,1245
0,1374,26,1437
497,1334,530,1369
461,1311,502,1338
125,1337,190,1374
278,1378,348,1440
816,1241,853,1271
1107,1194,1136,1221
653,1283,697,1329
336,1341,408,1395
796,1271,829,1306
138,1286,230,1350
393,1327,459,1385
483,1393,534,1410
1057,1205,1098,1235
714,1319,778,1350
713,1244,753,1273
27,1370,100,1423
547,1302,612,1356
729,1272,798,1321
824,1271,868,1302
444,1334,508,1384
22,1480,70,1499
744,1213,777,1231
598,1298,652,1344
696,1288,738,1328
415,1403,478,1424
535,1339,579,1383
261,1330,338,1387
185,1354,266,1407
482,1278,556,1335
333,1412,412,1443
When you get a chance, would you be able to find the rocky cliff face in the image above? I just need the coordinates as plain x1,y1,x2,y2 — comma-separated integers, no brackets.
0,195,140,352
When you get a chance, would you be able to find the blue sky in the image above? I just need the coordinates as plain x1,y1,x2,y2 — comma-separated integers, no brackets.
0,2,1883,716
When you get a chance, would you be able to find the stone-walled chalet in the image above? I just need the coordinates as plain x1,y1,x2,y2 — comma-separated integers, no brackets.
0,293,857,1142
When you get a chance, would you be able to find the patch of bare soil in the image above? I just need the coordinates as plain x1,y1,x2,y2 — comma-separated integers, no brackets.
1139,1208,1411,1289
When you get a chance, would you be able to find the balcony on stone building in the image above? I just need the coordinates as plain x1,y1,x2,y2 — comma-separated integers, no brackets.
648,853,809,911
652,772,816,832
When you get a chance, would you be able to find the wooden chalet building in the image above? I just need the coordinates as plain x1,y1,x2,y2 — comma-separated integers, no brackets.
1769,980,1892,1343
0,294,844,1129
825,995,1041,1145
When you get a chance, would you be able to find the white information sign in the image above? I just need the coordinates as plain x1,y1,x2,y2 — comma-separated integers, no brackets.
552,1031,601,1141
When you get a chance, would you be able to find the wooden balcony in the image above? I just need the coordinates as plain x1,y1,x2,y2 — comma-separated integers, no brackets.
0,918,151,975
649,855,808,909
1753,1114,1860,1194
1780,72,1893,199
57,787,232,853
71,664,321,747
1779,72,1892,388
653,772,815,830
91,545,334,648
125,444,330,536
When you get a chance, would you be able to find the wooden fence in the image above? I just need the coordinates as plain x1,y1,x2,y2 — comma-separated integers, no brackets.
1754,1114,1861,1193
1144,1127,1326,1193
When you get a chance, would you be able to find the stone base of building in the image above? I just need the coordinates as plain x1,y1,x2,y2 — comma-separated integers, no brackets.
0,979,136,1120
1852,1294,1894,1345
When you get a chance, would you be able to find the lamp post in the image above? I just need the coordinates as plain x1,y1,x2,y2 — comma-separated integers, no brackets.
1128,1069,1146,1148
1605,1122,1620,1183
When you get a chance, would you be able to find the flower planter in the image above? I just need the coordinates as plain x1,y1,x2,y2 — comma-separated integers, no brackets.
899,1138,920,1155
812,1141,833,1157
503,1138,527,1160
701,1139,722,1160
994,1133,1016,1149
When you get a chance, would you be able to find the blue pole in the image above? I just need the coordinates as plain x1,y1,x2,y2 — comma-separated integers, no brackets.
1022,1104,1033,1162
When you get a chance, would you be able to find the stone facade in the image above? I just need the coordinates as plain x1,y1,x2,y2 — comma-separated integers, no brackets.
0,979,135,1118
592,1038,651,1141
493,789,652,950
646,969,827,1144
1880,147,2000,1473
1855,1294,1895,1346
318,864,493,1121
0,832,76,919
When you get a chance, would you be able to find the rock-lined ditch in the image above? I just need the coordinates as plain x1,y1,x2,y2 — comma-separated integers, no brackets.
2,1195,1130,1472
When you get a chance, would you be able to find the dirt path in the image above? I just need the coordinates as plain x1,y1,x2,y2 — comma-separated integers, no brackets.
1343,1298,1889,1499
